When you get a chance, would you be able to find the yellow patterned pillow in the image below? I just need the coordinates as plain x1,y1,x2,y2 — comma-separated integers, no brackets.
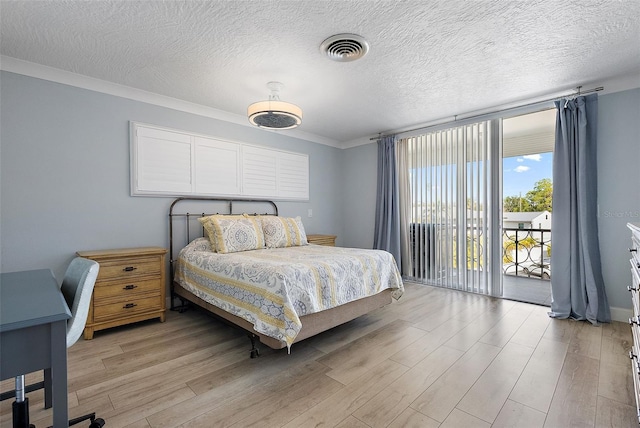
197,214,245,252
209,215,265,254
260,216,308,248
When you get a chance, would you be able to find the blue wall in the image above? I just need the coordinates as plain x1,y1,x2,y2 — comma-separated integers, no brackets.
340,142,378,249
597,88,640,313
0,71,343,281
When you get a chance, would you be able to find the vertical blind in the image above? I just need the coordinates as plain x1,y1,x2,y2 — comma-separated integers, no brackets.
399,119,502,296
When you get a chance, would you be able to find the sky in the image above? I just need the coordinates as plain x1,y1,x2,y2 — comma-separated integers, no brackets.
502,152,553,198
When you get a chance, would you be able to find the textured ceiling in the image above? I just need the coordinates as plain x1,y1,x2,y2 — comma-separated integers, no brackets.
1,0,639,146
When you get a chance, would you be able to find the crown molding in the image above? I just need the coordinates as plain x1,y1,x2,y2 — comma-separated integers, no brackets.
0,56,342,148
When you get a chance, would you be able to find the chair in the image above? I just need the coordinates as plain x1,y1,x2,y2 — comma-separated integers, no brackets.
7,257,105,428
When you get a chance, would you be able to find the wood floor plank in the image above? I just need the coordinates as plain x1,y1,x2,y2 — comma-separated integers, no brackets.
147,345,325,428
335,415,372,428
509,338,569,413
442,305,512,352
478,302,533,348
410,296,472,332
123,419,152,428
282,359,408,428
456,341,535,423
303,309,397,355
509,304,551,348
319,320,427,385
603,320,634,341
410,342,502,422
542,317,581,344
182,361,340,427
100,323,232,371
396,288,460,325
353,344,463,427
492,399,546,428
228,371,344,427
439,408,491,428
95,386,196,428
544,352,600,428
568,321,604,360
108,339,247,409
386,407,440,428
389,316,469,367
596,395,639,428
602,334,634,368
599,360,635,407
75,337,246,403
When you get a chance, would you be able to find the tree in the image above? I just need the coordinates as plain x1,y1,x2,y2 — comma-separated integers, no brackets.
503,195,531,212
526,178,553,211
504,178,552,212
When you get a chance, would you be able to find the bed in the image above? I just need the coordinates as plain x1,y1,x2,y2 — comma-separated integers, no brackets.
169,197,404,356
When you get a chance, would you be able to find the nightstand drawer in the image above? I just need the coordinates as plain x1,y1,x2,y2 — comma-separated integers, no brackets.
93,295,162,322
96,256,162,281
94,278,162,300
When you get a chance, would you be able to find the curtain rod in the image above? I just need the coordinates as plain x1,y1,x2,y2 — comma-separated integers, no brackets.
370,85,604,141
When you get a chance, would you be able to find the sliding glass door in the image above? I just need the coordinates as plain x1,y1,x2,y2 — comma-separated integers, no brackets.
399,119,503,296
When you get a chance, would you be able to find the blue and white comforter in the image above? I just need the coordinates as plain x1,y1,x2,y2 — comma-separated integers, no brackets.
174,238,403,348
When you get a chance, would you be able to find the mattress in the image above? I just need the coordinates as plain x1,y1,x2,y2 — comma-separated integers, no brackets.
174,238,404,348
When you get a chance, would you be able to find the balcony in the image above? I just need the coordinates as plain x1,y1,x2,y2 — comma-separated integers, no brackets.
502,227,551,305
408,223,552,305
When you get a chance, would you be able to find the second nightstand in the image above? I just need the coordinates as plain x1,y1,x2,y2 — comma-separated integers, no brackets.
307,234,337,246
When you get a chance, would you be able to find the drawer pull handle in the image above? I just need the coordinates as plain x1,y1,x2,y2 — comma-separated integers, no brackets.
123,284,137,290
629,285,638,292
123,303,137,309
631,248,638,253
123,266,137,272
630,350,636,360
630,317,638,325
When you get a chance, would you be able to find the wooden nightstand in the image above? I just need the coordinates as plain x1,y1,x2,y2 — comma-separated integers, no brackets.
307,234,337,246
76,247,167,339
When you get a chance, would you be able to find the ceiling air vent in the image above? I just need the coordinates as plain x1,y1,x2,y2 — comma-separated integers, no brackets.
320,34,369,62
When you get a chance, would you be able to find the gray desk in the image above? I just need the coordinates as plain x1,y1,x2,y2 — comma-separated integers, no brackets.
1,269,71,428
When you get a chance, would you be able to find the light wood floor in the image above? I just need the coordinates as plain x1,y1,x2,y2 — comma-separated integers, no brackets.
1,282,637,428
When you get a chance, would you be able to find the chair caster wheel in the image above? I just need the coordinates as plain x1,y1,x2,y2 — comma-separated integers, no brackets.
250,349,260,358
89,418,105,428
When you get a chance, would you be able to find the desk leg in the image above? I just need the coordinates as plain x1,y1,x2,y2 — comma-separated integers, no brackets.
50,320,68,428
44,368,52,409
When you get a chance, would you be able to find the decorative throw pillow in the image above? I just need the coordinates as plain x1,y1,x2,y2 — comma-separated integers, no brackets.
209,215,265,254
197,214,245,252
260,216,308,248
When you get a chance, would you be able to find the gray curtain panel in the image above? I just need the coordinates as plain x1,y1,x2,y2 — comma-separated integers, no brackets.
549,94,611,324
373,135,401,269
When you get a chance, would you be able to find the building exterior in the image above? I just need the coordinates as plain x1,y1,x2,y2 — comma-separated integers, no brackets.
503,211,551,230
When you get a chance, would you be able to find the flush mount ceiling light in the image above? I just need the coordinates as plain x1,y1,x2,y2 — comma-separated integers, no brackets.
247,82,302,130
320,33,369,62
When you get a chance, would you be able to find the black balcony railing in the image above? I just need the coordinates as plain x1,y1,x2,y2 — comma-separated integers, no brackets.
502,228,551,280
408,224,551,282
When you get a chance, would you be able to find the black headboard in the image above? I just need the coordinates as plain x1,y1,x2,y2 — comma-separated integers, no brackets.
168,196,278,275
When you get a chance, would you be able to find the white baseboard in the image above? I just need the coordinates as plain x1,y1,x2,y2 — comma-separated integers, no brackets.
610,306,633,323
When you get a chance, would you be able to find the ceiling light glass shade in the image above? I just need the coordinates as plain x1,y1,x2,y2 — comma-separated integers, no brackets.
247,99,303,130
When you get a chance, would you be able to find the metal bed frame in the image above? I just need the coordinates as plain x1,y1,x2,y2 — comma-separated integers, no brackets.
168,196,278,304
168,197,393,358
